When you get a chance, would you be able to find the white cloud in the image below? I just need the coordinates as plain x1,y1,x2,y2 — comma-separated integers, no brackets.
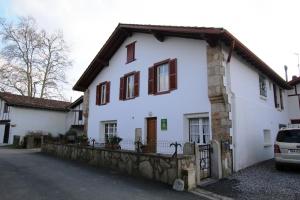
6,0,300,99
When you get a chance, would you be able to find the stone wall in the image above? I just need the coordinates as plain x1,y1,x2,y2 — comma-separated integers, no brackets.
207,45,233,178
42,144,196,188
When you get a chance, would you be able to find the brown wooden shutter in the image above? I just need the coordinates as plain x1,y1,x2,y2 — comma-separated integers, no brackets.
96,84,100,105
273,84,278,108
169,58,177,90
134,71,140,97
119,77,125,100
126,42,135,63
106,81,110,103
148,66,154,94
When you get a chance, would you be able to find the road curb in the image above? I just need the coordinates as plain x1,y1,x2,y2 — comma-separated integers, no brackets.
190,188,234,200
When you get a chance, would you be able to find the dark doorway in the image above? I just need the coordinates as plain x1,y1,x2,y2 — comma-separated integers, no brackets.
3,124,10,143
146,117,157,153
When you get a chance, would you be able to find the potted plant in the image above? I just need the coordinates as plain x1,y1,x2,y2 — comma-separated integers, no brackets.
105,135,122,150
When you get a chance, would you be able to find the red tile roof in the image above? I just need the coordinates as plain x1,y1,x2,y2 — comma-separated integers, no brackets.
73,23,291,91
0,92,70,112
288,76,300,86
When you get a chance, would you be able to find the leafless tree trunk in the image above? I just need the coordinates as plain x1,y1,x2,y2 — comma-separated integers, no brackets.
0,16,71,100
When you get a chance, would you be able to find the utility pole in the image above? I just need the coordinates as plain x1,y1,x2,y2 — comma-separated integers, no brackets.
294,53,300,76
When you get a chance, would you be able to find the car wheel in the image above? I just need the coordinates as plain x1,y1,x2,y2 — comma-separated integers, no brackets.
275,163,284,171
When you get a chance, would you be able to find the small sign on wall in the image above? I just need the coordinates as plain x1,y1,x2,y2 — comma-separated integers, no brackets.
161,118,167,131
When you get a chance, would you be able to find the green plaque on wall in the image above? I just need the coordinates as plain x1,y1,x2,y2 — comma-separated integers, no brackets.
161,118,167,131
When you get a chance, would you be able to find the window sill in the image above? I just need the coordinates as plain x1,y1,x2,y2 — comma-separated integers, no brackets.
260,95,267,101
154,90,171,96
121,96,138,101
125,58,136,64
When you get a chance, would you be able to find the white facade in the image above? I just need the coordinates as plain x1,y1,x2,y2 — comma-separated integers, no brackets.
227,50,289,171
86,32,292,171
88,33,211,153
287,83,300,122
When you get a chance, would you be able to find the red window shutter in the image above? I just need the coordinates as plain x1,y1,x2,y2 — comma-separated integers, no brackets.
134,71,140,97
119,77,125,100
148,66,155,94
96,84,100,105
106,81,110,103
169,58,177,90
126,42,135,63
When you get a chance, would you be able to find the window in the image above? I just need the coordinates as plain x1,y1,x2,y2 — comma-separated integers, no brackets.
259,75,267,97
263,129,271,147
276,129,300,143
189,118,210,144
3,103,8,113
126,42,136,63
78,110,83,121
104,122,118,137
279,89,284,110
126,74,135,99
157,63,169,92
148,58,177,95
100,84,107,104
96,81,110,105
119,71,140,100
273,84,279,108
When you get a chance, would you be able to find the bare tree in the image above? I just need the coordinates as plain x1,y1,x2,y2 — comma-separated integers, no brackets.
0,16,71,99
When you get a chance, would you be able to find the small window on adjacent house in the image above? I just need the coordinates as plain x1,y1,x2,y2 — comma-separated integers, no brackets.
126,42,136,64
119,71,140,100
259,75,267,97
78,110,83,121
96,81,110,105
3,103,8,113
189,117,210,144
148,58,177,95
263,129,271,147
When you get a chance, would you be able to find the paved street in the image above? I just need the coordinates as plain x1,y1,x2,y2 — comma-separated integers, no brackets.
0,147,205,200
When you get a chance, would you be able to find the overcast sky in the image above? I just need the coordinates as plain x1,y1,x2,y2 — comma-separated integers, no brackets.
1,0,300,100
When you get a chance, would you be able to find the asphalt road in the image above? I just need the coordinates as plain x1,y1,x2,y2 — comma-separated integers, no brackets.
0,147,205,200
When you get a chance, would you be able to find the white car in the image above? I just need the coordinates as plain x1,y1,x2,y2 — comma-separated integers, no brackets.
274,127,300,170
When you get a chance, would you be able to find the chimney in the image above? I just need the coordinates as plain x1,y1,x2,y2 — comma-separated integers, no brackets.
284,65,288,81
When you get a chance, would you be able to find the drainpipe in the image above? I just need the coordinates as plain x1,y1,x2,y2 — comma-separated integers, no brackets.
225,40,237,172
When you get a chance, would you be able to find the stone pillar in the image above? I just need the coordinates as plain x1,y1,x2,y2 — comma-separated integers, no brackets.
207,45,233,177
83,89,89,136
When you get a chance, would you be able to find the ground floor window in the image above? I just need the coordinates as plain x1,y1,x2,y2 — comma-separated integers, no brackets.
189,117,210,144
103,121,117,139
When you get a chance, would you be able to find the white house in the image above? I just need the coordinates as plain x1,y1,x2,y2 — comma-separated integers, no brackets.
0,92,73,144
287,76,300,124
73,24,291,179
65,96,85,135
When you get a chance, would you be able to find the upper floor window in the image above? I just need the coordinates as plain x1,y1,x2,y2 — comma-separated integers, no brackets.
279,88,284,110
119,71,140,100
273,84,279,108
148,58,177,95
78,110,83,121
3,103,8,113
126,42,136,64
157,63,169,92
96,81,110,105
259,75,267,97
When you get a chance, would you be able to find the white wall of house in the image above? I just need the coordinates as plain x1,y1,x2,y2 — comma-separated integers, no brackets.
87,33,211,153
7,107,67,144
65,102,84,131
287,84,300,121
228,50,289,171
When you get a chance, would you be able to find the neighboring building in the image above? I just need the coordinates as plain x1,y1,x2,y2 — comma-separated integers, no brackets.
65,96,85,135
73,24,291,179
287,76,300,124
0,92,71,144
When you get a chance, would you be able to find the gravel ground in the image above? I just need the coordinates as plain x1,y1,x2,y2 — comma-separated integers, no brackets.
203,159,300,200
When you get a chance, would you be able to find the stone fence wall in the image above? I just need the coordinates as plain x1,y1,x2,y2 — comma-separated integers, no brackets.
41,144,196,189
